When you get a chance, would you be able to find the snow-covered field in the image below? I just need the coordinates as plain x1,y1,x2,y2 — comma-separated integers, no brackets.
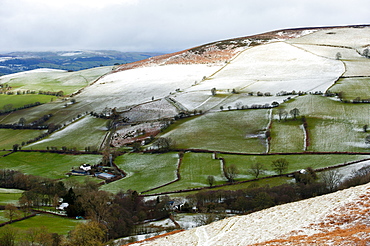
187,42,344,94
76,64,222,110
0,67,112,94
287,27,370,49
132,182,370,245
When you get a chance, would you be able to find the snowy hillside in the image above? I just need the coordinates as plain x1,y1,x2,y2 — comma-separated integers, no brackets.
74,26,369,114
131,182,370,245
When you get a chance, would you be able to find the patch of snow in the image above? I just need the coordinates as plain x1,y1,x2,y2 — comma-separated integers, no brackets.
59,52,83,56
0,57,14,62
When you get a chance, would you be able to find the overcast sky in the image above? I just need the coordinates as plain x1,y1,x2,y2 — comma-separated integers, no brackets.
1,0,369,53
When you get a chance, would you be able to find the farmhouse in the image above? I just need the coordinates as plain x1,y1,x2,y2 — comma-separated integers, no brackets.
57,202,69,210
80,163,92,171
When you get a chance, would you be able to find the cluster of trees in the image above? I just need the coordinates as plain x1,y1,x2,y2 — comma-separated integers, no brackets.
276,90,307,96
62,188,171,240
0,169,55,192
38,90,64,97
0,169,175,244
277,107,300,121
0,114,53,130
0,225,63,246
220,102,278,111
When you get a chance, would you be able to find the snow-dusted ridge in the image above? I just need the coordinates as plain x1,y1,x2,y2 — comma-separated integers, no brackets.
132,183,370,245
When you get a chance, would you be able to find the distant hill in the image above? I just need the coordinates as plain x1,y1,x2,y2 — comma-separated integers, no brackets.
0,50,164,75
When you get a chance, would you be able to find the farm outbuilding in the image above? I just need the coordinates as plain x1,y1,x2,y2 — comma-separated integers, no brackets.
96,172,115,180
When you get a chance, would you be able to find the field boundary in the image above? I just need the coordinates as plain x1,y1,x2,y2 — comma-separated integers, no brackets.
139,150,370,196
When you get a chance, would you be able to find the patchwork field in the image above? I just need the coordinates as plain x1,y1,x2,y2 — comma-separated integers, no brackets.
0,25,370,243
278,95,370,152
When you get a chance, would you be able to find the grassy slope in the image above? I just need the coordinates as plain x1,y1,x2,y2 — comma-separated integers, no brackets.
161,109,269,153
147,152,224,194
270,119,305,153
101,152,179,193
24,116,108,151
0,188,23,205
0,129,45,150
330,77,370,100
220,154,369,178
0,67,113,95
0,152,101,179
0,94,55,110
8,214,84,235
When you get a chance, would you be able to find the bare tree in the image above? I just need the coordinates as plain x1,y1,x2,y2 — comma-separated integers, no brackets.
366,135,370,144
4,203,19,222
18,118,26,126
249,162,266,178
289,108,300,120
154,137,174,151
278,108,287,121
225,164,238,183
321,170,343,192
271,158,289,175
363,124,368,133
207,175,215,187
335,52,342,60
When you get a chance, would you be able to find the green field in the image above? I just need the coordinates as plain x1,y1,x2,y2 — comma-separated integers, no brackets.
1,152,102,179
330,77,370,100
0,210,23,223
24,116,108,151
101,152,179,193
144,153,225,194
282,95,369,124
8,214,85,235
160,109,269,153
0,94,55,110
139,153,370,195
269,119,305,153
0,188,23,205
219,154,369,179
0,129,45,150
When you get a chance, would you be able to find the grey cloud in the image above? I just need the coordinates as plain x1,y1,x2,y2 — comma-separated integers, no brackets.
0,0,369,53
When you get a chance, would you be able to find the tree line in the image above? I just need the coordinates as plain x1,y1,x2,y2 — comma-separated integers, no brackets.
185,165,370,216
